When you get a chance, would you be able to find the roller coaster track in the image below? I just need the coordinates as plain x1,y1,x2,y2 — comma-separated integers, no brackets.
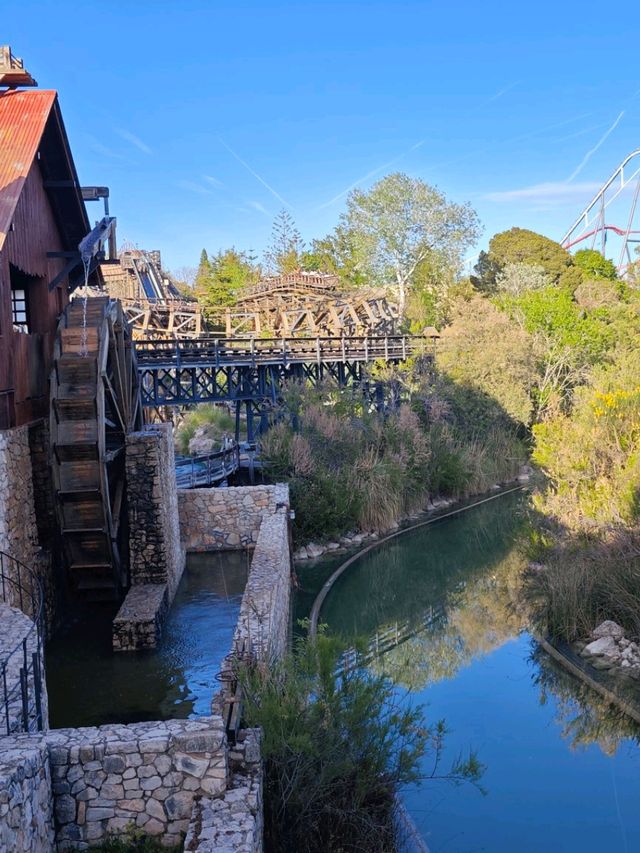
562,148,640,271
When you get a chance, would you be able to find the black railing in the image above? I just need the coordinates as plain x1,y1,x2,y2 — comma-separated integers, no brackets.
0,551,46,735
175,443,241,488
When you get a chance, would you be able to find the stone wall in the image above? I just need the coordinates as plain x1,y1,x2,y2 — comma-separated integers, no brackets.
114,425,186,651
27,421,56,551
0,603,48,735
231,509,292,664
178,484,289,552
0,738,54,853
185,729,263,853
126,424,185,597
0,425,40,574
0,716,228,851
0,423,56,628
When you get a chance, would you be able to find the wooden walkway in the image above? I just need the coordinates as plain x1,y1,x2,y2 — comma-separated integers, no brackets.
135,335,427,425
135,334,417,370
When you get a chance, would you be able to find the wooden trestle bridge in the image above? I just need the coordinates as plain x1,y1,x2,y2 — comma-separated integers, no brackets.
135,333,425,439
48,292,428,595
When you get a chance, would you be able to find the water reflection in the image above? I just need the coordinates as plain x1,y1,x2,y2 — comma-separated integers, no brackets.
46,551,248,728
532,646,640,755
311,492,640,851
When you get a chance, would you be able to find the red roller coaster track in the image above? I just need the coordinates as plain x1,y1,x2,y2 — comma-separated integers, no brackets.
562,149,640,273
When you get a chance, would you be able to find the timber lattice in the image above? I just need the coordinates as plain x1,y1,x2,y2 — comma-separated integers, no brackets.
136,333,428,440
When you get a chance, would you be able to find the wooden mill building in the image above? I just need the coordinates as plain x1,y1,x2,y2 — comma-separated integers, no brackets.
0,48,91,430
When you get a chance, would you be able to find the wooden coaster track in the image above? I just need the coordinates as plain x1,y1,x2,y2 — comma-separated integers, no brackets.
49,297,142,599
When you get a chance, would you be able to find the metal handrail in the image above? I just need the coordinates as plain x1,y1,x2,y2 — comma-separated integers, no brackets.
175,443,241,488
0,551,46,734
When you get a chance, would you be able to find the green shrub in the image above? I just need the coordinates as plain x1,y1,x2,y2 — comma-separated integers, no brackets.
261,374,527,544
239,630,483,853
174,404,235,455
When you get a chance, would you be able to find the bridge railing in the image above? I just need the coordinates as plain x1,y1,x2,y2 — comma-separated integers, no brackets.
0,551,46,735
175,443,241,488
135,334,422,368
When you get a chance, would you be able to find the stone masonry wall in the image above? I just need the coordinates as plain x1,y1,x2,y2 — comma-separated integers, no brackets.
0,738,54,853
231,509,292,663
0,423,56,629
178,483,289,552
114,425,186,651
27,421,56,551
0,716,228,851
0,425,40,579
125,424,185,597
185,729,263,853
0,603,48,735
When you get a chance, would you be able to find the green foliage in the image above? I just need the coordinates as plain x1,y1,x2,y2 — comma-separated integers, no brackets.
494,262,550,296
337,172,481,321
174,405,235,455
261,399,429,542
194,247,258,312
532,349,640,527
240,630,483,853
472,228,579,292
573,248,617,281
306,227,366,289
264,209,305,273
261,368,526,544
437,296,538,426
88,827,182,852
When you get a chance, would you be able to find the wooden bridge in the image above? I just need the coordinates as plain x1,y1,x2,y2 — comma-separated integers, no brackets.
135,334,428,438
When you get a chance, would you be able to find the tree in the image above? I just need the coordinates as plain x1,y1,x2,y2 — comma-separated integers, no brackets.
573,248,617,281
172,265,197,289
494,262,550,296
338,173,481,322
438,296,538,426
264,209,305,274
304,228,366,289
194,248,212,292
240,629,483,853
194,247,258,311
472,228,580,292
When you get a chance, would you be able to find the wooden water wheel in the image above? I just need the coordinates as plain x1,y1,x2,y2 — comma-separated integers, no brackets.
49,296,142,599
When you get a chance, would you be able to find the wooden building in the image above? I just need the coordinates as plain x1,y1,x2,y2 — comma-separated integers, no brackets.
0,83,90,429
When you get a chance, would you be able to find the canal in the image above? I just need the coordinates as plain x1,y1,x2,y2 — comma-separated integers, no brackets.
46,551,249,728
297,491,640,852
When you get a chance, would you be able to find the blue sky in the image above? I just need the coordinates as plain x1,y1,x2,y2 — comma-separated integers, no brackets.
6,1,640,273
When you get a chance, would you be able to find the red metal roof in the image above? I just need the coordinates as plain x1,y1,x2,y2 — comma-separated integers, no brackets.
0,89,57,253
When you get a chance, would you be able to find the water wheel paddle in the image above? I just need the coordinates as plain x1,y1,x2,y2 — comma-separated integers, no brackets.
49,296,142,599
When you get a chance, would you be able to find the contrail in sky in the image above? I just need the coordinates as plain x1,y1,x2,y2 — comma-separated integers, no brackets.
218,137,291,209
316,139,425,211
482,81,520,105
566,111,625,182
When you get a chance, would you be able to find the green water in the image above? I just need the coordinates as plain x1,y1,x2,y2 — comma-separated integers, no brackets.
46,551,249,728
298,491,640,852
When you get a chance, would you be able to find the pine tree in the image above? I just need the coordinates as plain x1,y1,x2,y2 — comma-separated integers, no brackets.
264,210,304,274
194,249,212,292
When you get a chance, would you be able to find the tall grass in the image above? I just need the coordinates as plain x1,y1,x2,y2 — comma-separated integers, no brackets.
524,530,640,642
261,380,527,545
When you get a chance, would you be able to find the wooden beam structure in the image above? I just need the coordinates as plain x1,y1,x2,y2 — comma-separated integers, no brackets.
135,334,427,440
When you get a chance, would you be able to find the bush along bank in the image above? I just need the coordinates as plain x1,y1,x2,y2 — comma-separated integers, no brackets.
259,366,529,555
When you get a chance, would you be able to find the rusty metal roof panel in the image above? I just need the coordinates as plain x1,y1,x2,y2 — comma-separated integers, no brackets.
0,89,57,253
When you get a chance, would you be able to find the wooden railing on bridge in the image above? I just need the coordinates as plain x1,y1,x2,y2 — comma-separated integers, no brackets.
135,334,420,370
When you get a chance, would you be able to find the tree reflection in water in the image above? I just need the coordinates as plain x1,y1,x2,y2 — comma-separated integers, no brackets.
531,646,640,755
